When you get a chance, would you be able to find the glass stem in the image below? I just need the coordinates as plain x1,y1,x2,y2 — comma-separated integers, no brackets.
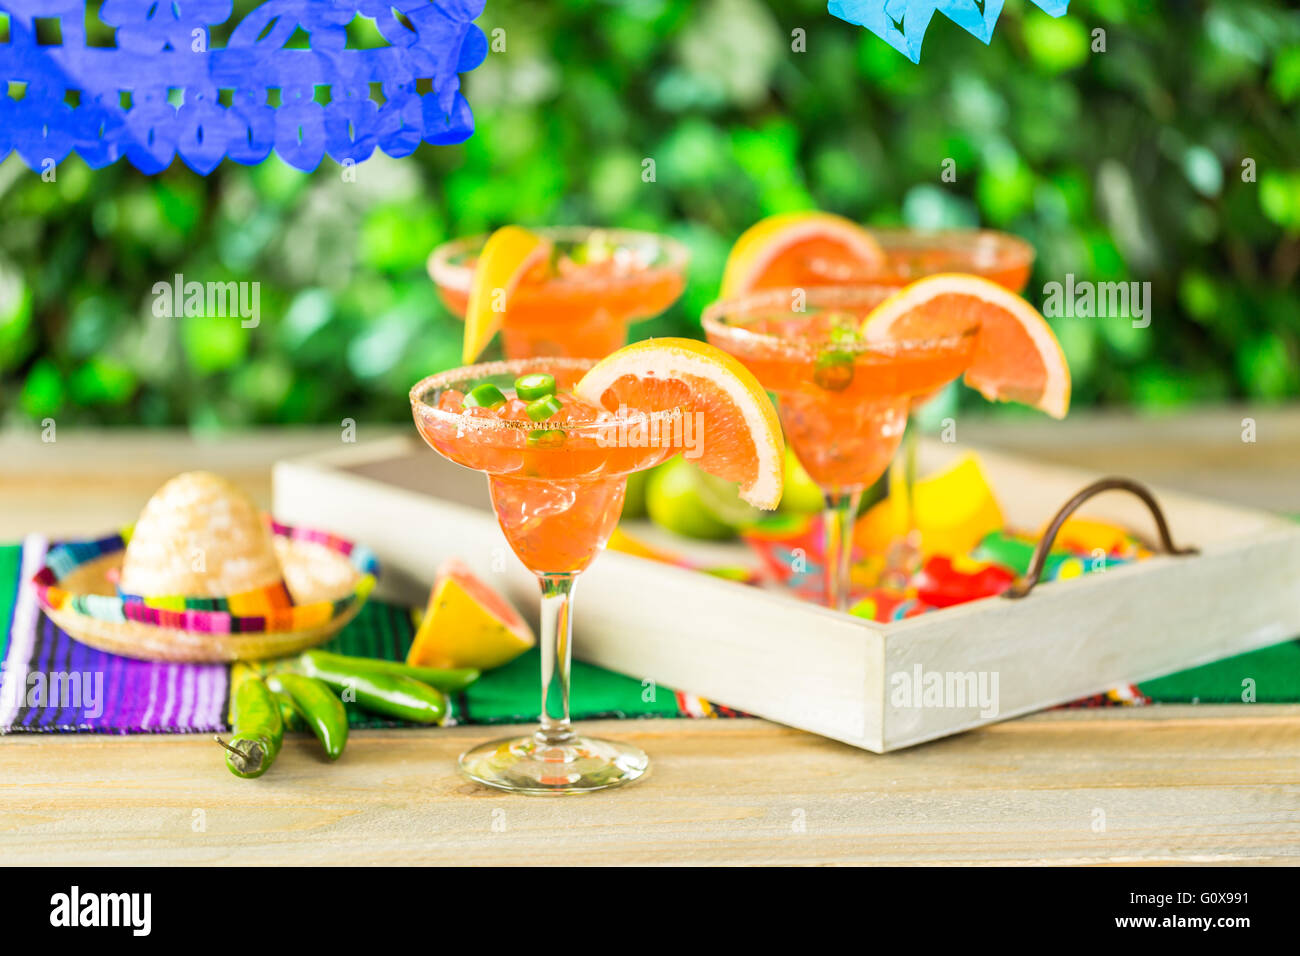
535,572,577,747
901,414,919,536
881,414,923,589
823,488,863,612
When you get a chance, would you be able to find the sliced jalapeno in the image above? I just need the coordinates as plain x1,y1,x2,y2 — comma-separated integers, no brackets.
813,350,855,391
514,373,556,400
465,382,507,409
526,394,563,421
828,324,862,345
527,428,566,448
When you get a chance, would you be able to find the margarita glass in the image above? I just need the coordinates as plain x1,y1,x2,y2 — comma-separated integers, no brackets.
703,287,978,611
806,227,1034,292
428,227,690,359
809,228,1035,579
410,358,685,793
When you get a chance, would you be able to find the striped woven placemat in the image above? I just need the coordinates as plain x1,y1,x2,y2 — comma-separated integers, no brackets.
0,536,740,733
2,535,1295,733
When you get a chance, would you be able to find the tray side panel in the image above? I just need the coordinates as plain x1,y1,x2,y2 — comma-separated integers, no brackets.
577,557,884,750
880,529,1300,751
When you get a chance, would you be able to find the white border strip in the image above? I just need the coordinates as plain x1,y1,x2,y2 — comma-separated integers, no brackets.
0,534,49,730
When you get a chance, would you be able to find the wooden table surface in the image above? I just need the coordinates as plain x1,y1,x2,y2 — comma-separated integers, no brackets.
2,411,1298,866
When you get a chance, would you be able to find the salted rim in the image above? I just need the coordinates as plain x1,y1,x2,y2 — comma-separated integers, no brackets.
701,285,981,359
427,226,691,294
409,357,690,440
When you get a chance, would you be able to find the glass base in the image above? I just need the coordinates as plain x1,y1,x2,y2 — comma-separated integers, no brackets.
458,734,650,795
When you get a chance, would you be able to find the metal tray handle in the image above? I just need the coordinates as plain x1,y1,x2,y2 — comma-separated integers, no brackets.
1004,477,1199,599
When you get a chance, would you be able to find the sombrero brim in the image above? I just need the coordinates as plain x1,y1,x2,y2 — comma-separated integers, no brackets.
32,524,379,663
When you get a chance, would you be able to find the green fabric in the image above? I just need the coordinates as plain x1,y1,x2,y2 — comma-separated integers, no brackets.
462,647,683,724
1140,641,1300,703
0,544,22,660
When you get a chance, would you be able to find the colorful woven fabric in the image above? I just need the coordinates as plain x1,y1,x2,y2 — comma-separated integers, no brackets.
1,535,741,733
1,536,1296,734
117,579,295,615
2,537,229,732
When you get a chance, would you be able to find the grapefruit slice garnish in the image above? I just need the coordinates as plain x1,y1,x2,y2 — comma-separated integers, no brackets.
462,226,552,363
719,211,886,298
407,558,535,671
860,273,1071,419
574,338,785,510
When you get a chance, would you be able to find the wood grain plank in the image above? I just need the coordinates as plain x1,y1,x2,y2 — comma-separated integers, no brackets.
2,708,1296,866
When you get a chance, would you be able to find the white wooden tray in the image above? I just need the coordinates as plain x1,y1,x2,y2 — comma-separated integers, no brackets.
273,437,1300,752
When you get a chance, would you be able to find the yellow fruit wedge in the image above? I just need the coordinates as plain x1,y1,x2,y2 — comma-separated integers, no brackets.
407,559,535,671
719,211,885,299
854,454,1004,559
575,337,785,510
461,226,552,363
606,526,667,561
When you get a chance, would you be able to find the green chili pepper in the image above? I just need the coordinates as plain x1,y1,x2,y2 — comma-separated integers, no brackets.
267,674,310,738
274,689,303,733
301,656,448,725
526,394,563,421
341,698,367,725
217,676,283,779
300,650,480,693
465,382,507,409
527,428,566,448
514,373,556,400
267,672,348,761
813,350,855,391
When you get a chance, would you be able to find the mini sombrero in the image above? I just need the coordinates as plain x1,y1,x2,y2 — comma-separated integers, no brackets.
30,471,378,662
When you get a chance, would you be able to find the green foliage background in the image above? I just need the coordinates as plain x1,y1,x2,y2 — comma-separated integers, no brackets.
1,0,1298,429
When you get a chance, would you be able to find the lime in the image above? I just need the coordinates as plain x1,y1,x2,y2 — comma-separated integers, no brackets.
622,467,650,520
778,449,824,515
645,456,760,540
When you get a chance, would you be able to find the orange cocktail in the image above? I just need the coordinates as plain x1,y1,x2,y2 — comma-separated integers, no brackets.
411,358,685,794
703,287,978,611
767,226,1033,579
815,229,1033,576
414,360,678,574
428,227,689,359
